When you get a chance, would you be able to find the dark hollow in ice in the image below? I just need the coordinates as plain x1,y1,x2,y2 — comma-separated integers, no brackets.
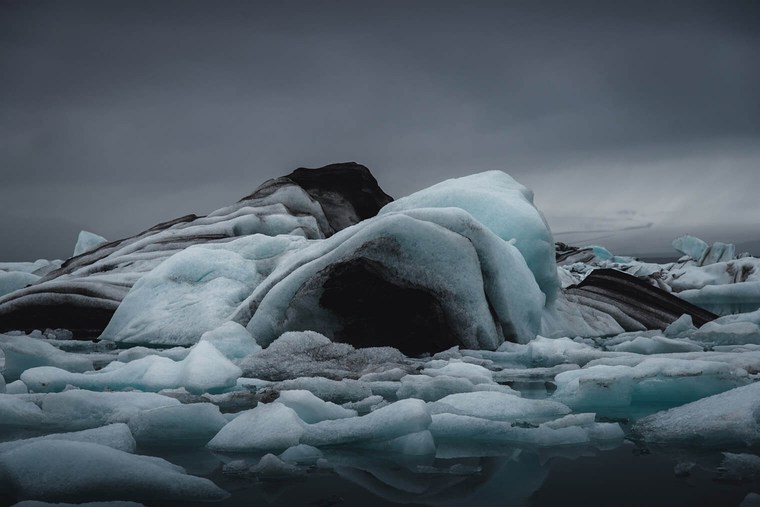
319,257,459,356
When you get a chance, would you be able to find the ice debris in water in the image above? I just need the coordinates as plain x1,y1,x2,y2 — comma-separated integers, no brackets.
0,390,180,432
241,330,411,381
20,341,241,394
2,170,760,504
0,423,136,454
0,333,94,382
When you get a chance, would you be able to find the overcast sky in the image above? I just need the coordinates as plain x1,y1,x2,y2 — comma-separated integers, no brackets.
2,0,759,261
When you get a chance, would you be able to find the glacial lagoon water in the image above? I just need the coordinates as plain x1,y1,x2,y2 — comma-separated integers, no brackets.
145,439,758,507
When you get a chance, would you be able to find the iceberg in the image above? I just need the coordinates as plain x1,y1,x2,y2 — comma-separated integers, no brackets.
2,164,760,504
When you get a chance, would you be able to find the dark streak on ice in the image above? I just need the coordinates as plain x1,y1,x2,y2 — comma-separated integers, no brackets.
566,268,718,330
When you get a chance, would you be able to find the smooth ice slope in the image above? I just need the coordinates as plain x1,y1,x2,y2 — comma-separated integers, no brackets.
634,381,760,447
0,440,228,502
379,171,559,301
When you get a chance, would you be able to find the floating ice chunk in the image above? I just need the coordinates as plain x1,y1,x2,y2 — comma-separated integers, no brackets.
278,444,323,464
0,259,57,275
199,321,260,360
209,398,432,452
0,440,228,502
38,390,180,431
554,358,747,414
276,390,357,423
397,375,474,402
429,392,570,422
173,341,242,393
742,493,760,507
301,398,431,447
242,331,408,381
0,423,136,454
274,377,373,404
378,170,559,301
249,453,303,478
703,241,736,265
73,230,107,257
672,235,709,262
716,452,760,481
207,402,305,452
116,346,189,363
607,335,703,354
0,394,44,429
356,430,436,456
421,361,494,385
496,336,612,368
663,314,697,338
678,282,760,316
634,382,760,447
128,403,228,448
429,412,619,447
692,321,760,345
0,334,93,382
341,395,385,413
21,341,241,394
359,367,410,382
492,364,579,383
0,271,39,298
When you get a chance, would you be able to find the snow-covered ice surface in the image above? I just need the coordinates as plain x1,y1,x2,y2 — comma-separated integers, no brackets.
1,171,759,506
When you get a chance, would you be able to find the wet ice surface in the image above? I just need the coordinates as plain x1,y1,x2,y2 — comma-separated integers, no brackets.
2,322,760,506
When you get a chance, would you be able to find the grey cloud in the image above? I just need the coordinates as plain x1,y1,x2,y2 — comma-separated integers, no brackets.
1,0,759,260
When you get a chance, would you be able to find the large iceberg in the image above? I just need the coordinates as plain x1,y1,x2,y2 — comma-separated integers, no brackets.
1,163,760,505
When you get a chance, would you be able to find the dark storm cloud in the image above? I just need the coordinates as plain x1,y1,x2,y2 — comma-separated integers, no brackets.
1,1,759,259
